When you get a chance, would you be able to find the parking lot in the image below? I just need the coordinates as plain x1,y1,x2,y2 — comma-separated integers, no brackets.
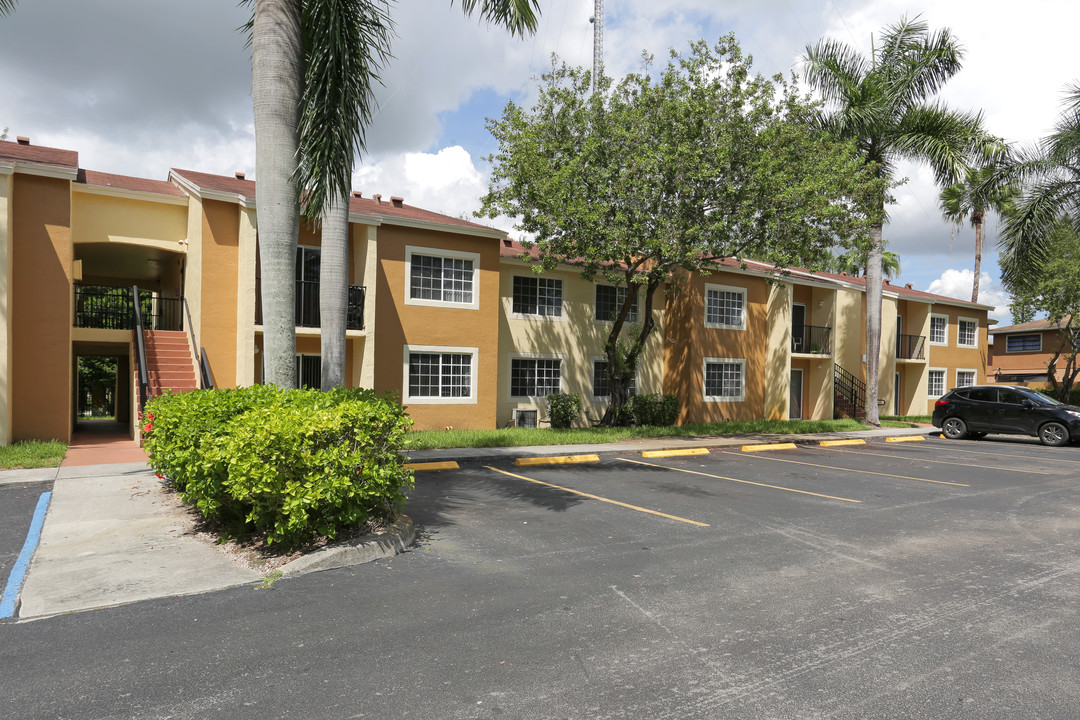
4,435,1080,719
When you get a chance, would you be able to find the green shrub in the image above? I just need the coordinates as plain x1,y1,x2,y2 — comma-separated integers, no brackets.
143,386,414,549
623,393,680,426
545,393,581,429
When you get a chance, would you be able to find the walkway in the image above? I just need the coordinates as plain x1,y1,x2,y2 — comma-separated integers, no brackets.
63,421,148,467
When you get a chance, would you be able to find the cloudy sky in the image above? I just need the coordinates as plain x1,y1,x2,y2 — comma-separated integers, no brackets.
1,0,1075,323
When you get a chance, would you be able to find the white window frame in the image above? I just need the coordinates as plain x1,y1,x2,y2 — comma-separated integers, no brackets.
404,246,481,310
594,285,639,324
402,344,478,405
703,357,746,402
955,368,977,389
957,317,978,348
510,274,564,320
704,283,747,331
508,353,564,399
929,314,949,346
591,356,638,401
927,367,946,397
1005,334,1042,353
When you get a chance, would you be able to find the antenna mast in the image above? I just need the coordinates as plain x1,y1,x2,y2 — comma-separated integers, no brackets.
589,0,604,94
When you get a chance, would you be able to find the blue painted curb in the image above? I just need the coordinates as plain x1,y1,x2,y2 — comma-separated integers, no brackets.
0,490,52,619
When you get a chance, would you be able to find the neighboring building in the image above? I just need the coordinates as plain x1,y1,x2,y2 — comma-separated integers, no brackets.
0,137,993,444
988,317,1077,387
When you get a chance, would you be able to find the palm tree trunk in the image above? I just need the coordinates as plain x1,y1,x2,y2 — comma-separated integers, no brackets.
252,0,302,389
320,187,350,390
864,220,883,427
971,215,984,303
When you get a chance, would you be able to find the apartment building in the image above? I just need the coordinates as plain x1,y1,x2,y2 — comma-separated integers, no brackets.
987,317,1077,386
0,138,992,443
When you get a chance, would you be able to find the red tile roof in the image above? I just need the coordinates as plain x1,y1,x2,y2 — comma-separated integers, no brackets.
171,168,256,199
78,169,184,197
0,139,78,169
348,194,501,233
990,316,1073,334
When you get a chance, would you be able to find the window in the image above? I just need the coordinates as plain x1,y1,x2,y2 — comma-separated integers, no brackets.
592,360,637,399
296,354,322,389
404,346,476,403
705,284,746,329
928,369,945,396
957,318,978,348
956,369,976,388
512,276,563,317
405,247,479,308
930,314,948,345
703,358,745,401
595,285,638,323
510,358,562,397
1005,334,1042,352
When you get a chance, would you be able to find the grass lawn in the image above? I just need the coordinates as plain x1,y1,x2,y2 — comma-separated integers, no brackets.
0,439,67,469
880,415,933,428
410,418,870,450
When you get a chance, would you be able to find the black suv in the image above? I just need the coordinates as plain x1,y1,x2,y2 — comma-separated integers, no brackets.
932,384,1080,446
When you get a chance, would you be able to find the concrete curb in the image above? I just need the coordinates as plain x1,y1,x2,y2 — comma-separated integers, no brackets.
277,514,415,577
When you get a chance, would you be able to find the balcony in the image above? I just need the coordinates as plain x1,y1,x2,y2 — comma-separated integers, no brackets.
792,325,832,355
255,279,365,331
74,285,183,331
896,334,926,360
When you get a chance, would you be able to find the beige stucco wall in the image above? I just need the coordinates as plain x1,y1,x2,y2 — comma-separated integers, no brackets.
764,283,791,420
235,206,258,386
71,191,187,249
496,262,666,427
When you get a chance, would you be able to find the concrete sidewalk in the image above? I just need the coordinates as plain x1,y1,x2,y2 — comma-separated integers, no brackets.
3,425,936,620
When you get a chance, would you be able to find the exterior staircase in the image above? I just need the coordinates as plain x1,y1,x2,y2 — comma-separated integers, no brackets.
833,363,867,420
141,330,199,398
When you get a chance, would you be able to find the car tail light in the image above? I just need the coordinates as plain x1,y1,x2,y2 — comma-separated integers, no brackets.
934,399,949,408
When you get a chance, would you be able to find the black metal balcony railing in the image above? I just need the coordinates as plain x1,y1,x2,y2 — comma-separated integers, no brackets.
255,279,365,330
791,325,832,354
74,285,183,331
896,334,926,360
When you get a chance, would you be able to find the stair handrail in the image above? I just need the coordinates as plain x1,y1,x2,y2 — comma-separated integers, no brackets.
181,297,215,390
834,363,865,415
132,285,151,412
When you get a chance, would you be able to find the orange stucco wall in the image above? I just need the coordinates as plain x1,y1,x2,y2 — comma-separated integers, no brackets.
12,174,72,442
664,270,769,423
373,227,499,430
988,329,1062,383
200,199,240,389
926,306,987,381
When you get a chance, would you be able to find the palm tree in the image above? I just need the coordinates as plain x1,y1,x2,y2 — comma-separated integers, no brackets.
250,0,540,388
831,248,901,279
0,1,14,14
999,84,1080,283
939,164,1017,302
803,15,985,426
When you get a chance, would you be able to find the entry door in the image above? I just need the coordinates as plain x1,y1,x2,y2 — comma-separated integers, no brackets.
792,303,807,352
790,369,804,419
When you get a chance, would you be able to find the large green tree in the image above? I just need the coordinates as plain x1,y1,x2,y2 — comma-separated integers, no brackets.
481,37,884,425
998,84,1080,284
803,15,985,426
249,0,540,389
939,163,1016,302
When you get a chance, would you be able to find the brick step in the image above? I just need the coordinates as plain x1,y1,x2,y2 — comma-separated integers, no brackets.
148,373,196,384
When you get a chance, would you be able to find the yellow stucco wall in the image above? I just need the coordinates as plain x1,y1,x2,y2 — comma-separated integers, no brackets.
496,262,666,427
71,191,187,249
373,227,499,430
11,173,72,442
925,305,989,412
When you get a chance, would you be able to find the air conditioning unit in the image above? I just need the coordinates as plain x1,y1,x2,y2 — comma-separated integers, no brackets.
514,409,538,429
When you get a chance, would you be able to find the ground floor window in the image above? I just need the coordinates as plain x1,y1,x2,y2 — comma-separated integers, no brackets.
592,360,637,399
928,368,945,397
510,357,562,397
403,346,477,403
703,358,745,401
956,369,977,388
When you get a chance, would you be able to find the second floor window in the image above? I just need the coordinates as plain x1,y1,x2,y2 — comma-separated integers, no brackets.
595,285,638,323
958,319,977,347
705,285,745,329
512,276,562,317
930,315,948,344
409,252,474,304
1005,334,1041,352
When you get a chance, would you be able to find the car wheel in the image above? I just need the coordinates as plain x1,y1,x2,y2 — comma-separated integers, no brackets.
942,417,968,440
1039,421,1070,447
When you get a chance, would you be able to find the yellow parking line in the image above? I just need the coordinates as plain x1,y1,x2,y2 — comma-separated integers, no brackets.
618,458,861,503
484,466,710,526
886,436,925,443
514,454,599,467
404,461,460,471
820,439,866,447
718,450,969,487
642,448,710,458
742,442,798,452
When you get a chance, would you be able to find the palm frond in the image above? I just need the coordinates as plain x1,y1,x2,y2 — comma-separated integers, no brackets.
1000,180,1078,282
892,103,983,186
801,39,868,106
0,0,15,16
454,0,540,37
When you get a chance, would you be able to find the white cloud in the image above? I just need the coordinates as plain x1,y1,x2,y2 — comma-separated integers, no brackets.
928,268,1012,323
354,146,488,222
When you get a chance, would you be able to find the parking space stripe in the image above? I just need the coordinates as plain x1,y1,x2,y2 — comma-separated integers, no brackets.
813,446,1056,474
514,454,600,467
717,450,969,487
484,466,710,526
921,444,1080,465
404,461,460,471
641,448,710,458
617,458,862,503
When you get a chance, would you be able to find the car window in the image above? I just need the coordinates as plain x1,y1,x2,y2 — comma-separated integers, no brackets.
999,389,1023,405
966,388,997,402
1027,389,1064,406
